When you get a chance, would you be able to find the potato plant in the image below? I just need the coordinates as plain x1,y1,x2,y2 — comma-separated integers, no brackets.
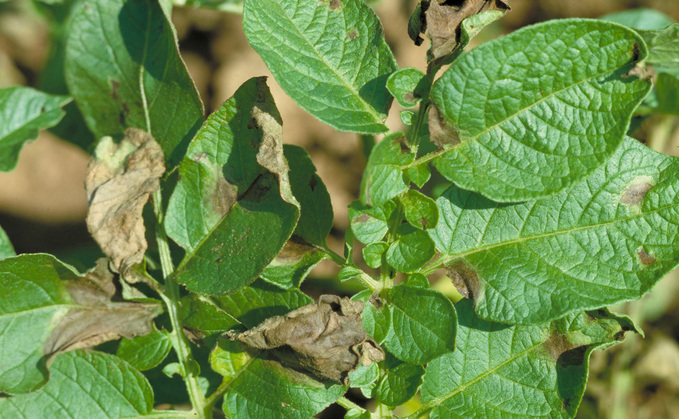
0,0,678,418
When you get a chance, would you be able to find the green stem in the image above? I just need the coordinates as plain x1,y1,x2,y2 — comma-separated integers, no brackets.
153,189,210,419
318,243,380,291
372,401,392,418
336,396,365,413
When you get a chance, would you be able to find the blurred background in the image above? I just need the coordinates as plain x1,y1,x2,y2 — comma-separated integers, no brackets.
0,0,678,417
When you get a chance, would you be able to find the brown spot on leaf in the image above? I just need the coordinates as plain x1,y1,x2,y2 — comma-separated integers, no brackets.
543,330,578,362
446,261,479,299
276,238,316,263
637,248,657,266
111,79,120,100
348,30,358,41
620,179,653,207
208,176,237,217
329,0,340,9
85,128,165,276
429,105,460,147
417,0,510,63
44,259,162,357
227,295,384,384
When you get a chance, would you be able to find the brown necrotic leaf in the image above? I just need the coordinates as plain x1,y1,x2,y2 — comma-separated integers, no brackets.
45,259,162,357
414,0,509,63
85,128,165,275
226,295,384,384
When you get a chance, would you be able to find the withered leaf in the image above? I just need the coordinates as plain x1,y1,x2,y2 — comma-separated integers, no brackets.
428,104,460,148
227,295,384,384
44,259,162,357
85,128,165,275
412,0,510,63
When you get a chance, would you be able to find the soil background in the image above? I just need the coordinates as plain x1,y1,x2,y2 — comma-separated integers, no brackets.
1,0,679,417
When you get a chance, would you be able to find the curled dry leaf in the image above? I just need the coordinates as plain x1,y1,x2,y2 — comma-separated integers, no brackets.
410,0,510,63
227,295,385,384
44,259,162,357
85,128,165,275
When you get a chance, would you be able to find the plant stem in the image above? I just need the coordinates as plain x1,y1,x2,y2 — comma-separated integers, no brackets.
318,243,380,290
153,189,210,419
336,396,366,413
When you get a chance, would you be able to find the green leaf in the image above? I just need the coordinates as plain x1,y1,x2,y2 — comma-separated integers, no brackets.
429,136,679,324
243,0,397,134
181,294,240,336
260,244,327,289
0,86,70,172
209,279,313,328
116,329,172,371
349,200,397,245
360,132,414,206
0,225,15,258
380,285,456,365
0,255,162,394
0,351,153,418
601,8,674,30
363,242,389,269
285,145,333,246
211,339,346,418
348,362,380,398
387,67,426,108
640,24,679,77
405,273,430,288
64,0,204,167
385,224,435,273
169,78,300,295
418,300,638,419
400,190,439,230
405,163,431,189
655,73,679,115
431,19,651,201
376,355,424,408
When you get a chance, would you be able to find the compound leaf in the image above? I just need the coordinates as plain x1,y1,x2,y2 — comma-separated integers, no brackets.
243,0,397,134
349,200,397,245
116,328,172,371
0,86,70,172
419,300,638,419
431,19,651,201
430,137,679,324
65,0,203,167
0,351,153,418
375,355,424,408
385,224,435,273
360,133,414,206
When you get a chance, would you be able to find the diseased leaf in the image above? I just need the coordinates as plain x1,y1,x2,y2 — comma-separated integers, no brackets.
406,163,431,189
387,67,426,108
243,0,398,134
376,355,425,408
182,278,312,339
0,226,15,259
85,129,165,275
169,78,300,295
227,295,384,384
411,0,509,64
429,137,679,324
65,0,203,167
0,256,161,394
378,285,456,365
0,351,153,418
0,86,70,172
385,224,436,273
360,133,414,206
419,300,638,419
349,200,397,245
431,19,651,201
211,339,346,419
116,328,172,371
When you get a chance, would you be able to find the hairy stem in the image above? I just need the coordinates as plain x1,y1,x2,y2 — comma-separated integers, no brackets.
153,189,210,419
336,396,366,413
